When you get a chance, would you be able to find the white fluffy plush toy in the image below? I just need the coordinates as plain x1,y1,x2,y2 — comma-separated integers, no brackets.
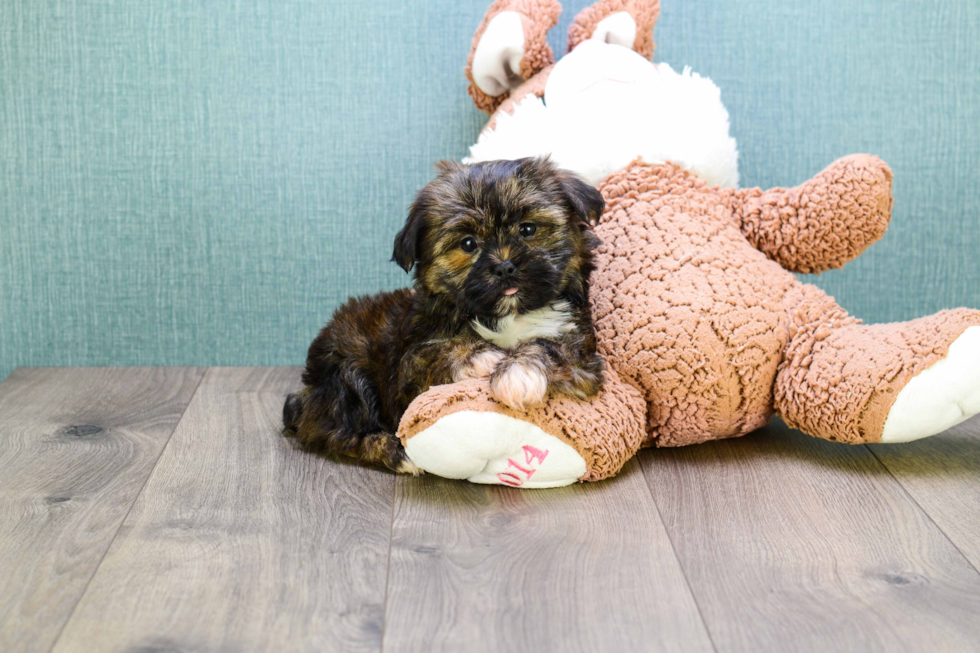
468,38,738,188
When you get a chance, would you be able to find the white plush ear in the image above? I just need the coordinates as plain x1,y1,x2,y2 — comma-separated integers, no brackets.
590,11,637,48
471,11,526,97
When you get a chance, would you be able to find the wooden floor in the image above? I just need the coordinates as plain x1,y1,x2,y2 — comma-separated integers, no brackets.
2,367,979,653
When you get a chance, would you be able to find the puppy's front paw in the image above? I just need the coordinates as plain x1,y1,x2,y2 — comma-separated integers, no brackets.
396,457,424,476
455,349,507,381
491,359,549,411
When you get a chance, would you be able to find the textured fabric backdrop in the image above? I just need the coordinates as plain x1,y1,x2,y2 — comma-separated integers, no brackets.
2,0,979,381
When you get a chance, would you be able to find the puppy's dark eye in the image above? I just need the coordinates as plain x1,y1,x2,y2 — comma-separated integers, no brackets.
460,236,478,253
518,223,537,238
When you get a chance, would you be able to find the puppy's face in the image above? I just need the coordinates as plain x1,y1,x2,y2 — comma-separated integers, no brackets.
393,158,603,319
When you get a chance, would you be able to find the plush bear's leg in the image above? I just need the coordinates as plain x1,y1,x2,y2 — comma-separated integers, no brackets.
466,0,563,114
775,284,980,444
567,0,660,59
397,369,646,486
880,326,980,442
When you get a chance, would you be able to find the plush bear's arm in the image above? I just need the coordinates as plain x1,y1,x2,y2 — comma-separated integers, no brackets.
466,0,562,114
724,155,893,274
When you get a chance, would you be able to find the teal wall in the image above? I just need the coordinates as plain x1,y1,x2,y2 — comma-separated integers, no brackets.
2,0,979,381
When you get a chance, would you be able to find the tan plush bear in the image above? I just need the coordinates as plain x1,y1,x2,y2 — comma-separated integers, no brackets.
397,0,980,488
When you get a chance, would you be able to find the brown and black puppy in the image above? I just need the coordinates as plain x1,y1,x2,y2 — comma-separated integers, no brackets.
282,157,605,473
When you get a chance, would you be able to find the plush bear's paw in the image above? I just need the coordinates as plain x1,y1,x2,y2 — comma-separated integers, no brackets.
881,326,980,442
404,411,586,488
454,349,507,381
490,359,549,410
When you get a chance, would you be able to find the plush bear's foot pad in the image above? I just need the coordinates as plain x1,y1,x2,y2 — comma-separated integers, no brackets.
404,411,587,488
882,326,980,443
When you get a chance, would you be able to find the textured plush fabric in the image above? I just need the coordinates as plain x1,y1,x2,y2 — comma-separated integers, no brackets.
775,303,980,443
592,160,798,447
593,160,980,446
2,0,979,383
466,0,562,114
400,366,646,482
725,155,894,274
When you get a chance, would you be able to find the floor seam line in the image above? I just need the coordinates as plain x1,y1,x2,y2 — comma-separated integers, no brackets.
45,366,209,653
637,455,721,653
378,474,399,653
864,444,980,577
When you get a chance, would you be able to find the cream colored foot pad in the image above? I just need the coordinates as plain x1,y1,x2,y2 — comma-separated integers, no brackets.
882,327,980,443
404,411,586,488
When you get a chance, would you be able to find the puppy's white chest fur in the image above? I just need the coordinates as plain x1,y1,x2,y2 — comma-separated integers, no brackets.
472,301,575,349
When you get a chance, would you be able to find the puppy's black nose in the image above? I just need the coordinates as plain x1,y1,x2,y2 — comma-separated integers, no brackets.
492,260,517,280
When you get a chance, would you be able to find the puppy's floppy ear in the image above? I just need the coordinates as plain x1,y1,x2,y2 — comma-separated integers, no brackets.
558,170,605,230
393,161,461,272
392,200,426,273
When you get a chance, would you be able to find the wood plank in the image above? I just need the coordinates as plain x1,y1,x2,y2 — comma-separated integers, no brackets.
0,367,205,653
640,420,980,653
868,414,980,571
383,460,715,653
50,367,395,653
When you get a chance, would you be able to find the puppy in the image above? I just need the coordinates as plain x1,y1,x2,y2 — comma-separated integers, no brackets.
282,157,605,473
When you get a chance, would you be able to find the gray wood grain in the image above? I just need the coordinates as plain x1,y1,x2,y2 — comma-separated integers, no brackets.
0,367,205,653
640,420,980,653
9,365,980,653
49,367,396,653
382,460,714,653
868,414,980,571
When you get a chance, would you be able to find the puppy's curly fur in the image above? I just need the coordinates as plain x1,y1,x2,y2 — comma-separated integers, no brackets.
283,157,605,473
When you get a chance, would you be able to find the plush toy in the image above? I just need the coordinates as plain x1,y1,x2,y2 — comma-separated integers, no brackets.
397,0,980,488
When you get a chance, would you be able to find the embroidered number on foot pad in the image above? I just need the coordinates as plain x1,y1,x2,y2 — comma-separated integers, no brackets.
497,445,550,487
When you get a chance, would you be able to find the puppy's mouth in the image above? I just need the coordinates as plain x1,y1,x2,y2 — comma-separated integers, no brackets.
494,286,522,317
